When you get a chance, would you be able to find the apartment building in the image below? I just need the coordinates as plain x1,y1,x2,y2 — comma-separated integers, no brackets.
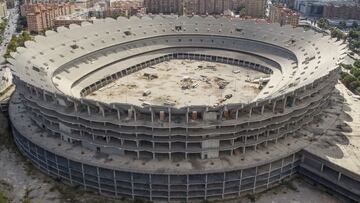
269,4,299,26
144,0,266,17
23,3,75,33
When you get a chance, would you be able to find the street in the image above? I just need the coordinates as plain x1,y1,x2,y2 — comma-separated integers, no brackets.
0,1,19,57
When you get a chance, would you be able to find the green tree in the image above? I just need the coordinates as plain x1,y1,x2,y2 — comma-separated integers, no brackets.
338,21,347,30
354,60,360,68
330,28,346,40
352,21,359,29
4,31,33,58
350,67,360,78
349,80,360,90
342,74,356,86
317,18,329,29
356,86,360,93
348,29,360,39
340,63,353,70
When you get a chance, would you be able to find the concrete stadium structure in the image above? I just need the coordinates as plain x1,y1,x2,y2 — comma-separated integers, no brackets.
7,15,360,202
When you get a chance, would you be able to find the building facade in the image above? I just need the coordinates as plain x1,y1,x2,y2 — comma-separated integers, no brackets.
0,1,7,18
144,0,266,17
23,3,75,33
269,4,299,26
323,3,360,20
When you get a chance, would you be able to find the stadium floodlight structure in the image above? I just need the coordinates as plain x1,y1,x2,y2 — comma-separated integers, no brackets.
8,15,346,202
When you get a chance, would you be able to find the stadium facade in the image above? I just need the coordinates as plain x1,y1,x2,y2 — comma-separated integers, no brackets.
7,16,360,202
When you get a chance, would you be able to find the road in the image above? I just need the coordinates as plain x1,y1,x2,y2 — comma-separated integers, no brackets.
0,1,19,57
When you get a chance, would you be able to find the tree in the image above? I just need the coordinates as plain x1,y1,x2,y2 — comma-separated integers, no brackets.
349,80,360,90
16,16,27,32
4,31,33,58
356,86,360,93
354,60,360,68
330,28,346,40
338,21,347,30
348,29,360,39
317,18,329,29
353,21,359,29
340,63,353,70
342,73,356,86
351,67,360,78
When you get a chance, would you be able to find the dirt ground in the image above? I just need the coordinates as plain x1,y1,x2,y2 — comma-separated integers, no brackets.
0,112,342,203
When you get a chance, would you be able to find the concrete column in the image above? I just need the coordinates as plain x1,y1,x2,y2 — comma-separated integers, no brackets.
253,166,258,193
292,96,296,106
113,170,118,197
320,163,324,172
149,174,153,201
186,175,189,202
283,97,287,111
168,175,171,202
99,106,105,117
43,91,47,101
272,101,277,113
205,174,208,199
117,109,121,120
249,107,252,117
279,158,284,180
222,172,226,199
131,173,135,199
266,131,269,146
261,105,265,115
81,163,87,189
290,153,296,174
337,172,341,181
238,169,243,196
236,109,239,120
266,163,272,188
54,155,60,178
87,105,91,116
96,167,100,193
133,107,137,121
168,108,171,123
74,102,78,113
150,108,154,123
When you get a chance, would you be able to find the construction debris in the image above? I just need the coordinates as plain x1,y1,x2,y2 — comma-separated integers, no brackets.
225,94,233,99
218,94,233,104
180,77,195,89
143,73,158,80
214,77,230,89
143,89,151,96
126,83,137,89
196,65,217,71
141,102,151,106
164,100,176,106
199,75,211,84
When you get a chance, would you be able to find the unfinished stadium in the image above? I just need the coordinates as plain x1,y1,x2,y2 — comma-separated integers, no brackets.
7,16,360,202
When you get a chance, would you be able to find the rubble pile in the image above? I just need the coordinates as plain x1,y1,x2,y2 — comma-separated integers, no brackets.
214,77,230,89
143,73,158,80
180,77,198,89
196,65,217,71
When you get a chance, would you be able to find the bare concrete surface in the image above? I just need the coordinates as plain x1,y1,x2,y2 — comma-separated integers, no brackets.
87,59,268,107
304,83,360,174
223,177,341,203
